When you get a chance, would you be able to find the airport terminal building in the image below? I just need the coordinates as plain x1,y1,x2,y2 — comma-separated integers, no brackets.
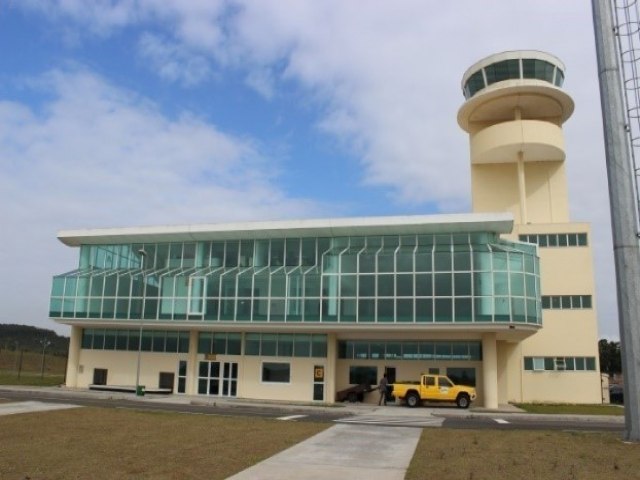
50,51,602,407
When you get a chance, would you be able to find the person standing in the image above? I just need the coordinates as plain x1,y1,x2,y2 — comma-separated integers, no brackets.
378,373,389,406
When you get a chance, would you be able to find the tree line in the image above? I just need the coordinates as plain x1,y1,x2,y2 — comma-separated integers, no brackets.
0,324,69,356
599,339,622,376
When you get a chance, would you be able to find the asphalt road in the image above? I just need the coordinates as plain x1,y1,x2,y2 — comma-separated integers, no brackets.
0,387,624,433
0,388,346,423
440,415,623,432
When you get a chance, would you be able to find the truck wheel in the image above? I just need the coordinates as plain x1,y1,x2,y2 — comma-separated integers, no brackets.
456,394,470,409
406,392,420,408
347,392,358,403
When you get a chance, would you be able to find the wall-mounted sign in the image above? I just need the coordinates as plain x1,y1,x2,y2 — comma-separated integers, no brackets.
314,366,324,382
205,353,217,361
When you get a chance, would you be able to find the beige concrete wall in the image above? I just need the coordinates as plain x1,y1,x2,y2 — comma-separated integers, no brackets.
524,162,569,223
76,349,187,389
472,163,520,220
502,341,526,403
239,356,325,402
497,341,521,404
521,371,602,403
470,120,565,164
511,223,601,403
472,163,570,225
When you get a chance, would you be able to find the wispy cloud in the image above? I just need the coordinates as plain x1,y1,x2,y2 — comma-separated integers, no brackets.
138,33,213,86
0,67,324,330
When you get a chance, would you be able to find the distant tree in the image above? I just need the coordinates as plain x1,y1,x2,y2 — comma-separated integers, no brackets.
0,324,68,355
598,339,622,376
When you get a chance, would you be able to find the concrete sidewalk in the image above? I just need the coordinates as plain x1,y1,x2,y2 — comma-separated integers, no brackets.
0,400,80,416
227,423,422,480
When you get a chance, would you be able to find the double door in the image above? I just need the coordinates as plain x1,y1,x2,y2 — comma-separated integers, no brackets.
198,361,238,397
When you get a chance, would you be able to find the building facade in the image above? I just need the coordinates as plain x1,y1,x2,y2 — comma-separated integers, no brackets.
50,51,602,406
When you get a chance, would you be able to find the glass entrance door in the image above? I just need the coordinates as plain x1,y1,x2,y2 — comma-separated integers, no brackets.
221,362,238,397
198,361,238,397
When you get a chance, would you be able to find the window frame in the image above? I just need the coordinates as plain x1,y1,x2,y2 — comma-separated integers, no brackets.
261,362,291,384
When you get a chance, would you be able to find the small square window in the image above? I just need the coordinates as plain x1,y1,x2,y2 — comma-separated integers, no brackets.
570,295,582,309
558,234,568,247
577,233,588,246
262,362,290,383
524,357,533,370
532,358,545,371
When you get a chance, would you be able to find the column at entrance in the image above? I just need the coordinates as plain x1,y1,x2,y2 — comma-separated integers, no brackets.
65,325,82,388
482,333,498,409
186,330,199,395
325,333,337,403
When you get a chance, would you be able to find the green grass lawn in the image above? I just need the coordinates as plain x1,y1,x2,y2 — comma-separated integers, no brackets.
0,349,66,386
406,429,639,480
0,407,327,480
514,403,624,416
1,406,637,480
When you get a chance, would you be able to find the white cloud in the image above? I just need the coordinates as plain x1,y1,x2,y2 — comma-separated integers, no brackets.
138,33,213,86
0,68,325,333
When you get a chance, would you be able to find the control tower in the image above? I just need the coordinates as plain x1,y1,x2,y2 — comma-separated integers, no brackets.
457,51,602,405
457,51,574,224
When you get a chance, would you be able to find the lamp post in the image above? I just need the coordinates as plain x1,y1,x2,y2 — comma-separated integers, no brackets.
135,248,147,396
40,338,51,378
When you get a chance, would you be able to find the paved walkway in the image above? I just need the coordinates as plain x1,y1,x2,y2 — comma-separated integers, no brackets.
0,400,79,416
227,423,422,480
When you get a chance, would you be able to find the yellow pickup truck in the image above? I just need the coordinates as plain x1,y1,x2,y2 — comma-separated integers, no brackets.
391,374,476,408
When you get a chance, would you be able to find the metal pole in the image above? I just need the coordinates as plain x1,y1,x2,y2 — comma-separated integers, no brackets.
592,0,640,442
135,249,147,395
40,339,51,378
17,349,23,380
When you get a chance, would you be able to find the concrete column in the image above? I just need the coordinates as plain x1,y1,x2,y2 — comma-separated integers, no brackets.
186,329,199,395
325,333,337,404
517,151,527,224
482,333,498,409
65,326,82,388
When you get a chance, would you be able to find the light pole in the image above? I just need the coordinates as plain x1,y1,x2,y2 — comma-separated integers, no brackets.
40,338,51,378
135,248,147,396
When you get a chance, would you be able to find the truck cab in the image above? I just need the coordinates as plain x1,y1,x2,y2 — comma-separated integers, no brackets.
391,374,476,408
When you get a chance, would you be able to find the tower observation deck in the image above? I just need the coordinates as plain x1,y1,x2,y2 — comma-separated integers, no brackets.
458,51,575,225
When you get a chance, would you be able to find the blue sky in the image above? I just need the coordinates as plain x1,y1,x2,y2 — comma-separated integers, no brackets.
0,1,620,338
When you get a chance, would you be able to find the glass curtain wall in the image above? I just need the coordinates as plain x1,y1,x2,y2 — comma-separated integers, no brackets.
50,233,540,325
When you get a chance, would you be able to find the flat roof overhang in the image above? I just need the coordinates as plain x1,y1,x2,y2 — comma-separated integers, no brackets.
57,213,514,247
55,318,539,342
